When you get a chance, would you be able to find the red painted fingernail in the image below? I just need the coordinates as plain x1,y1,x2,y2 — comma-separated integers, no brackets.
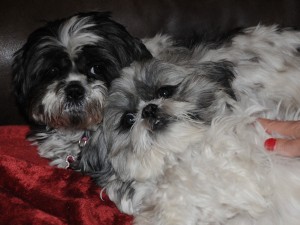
264,138,276,151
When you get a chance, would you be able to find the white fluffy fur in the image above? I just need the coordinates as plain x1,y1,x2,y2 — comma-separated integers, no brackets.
27,128,86,167
58,15,103,58
104,25,300,224
133,114,300,225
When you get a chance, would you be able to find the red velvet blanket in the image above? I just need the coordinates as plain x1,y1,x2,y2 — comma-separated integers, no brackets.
0,126,132,225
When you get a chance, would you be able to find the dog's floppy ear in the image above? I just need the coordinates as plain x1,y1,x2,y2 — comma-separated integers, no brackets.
73,125,114,187
132,37,153,61
11,47,28,116
203,60,236,100
12,48,25,98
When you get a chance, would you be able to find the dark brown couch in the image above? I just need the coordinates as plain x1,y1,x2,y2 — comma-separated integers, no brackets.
1,0,300,125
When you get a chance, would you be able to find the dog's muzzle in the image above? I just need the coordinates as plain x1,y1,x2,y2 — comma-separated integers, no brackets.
142,104,158,119
142,104,168,130
65,81,85,102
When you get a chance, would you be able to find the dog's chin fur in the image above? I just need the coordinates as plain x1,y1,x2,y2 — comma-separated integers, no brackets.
100,25,300,224
12,11,156,168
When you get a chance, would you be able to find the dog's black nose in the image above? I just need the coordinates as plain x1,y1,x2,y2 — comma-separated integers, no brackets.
142,104,158,119
65,81,85,101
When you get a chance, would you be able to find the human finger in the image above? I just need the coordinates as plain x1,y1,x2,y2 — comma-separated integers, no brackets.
258,118,300,139
264,137,300,157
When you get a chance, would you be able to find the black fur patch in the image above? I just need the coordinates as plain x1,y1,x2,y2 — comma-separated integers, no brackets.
203,60,236,100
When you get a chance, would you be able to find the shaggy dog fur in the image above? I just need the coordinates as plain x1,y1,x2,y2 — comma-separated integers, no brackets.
12,12,153,168
99,25,300,224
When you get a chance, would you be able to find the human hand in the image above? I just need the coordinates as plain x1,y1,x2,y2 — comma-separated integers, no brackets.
258,118,300,157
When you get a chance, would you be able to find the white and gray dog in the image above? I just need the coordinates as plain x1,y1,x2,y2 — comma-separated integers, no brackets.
97,25,300,224
12,12,153,168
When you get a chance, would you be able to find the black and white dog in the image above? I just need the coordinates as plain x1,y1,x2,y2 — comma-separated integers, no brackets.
11,11,178,212
12,12,153,168
81,25,300,223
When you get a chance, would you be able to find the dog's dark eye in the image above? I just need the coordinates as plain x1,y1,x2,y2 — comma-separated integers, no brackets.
89,65,103,76
157,85,177,98
48,67,60,77
121,112,136,128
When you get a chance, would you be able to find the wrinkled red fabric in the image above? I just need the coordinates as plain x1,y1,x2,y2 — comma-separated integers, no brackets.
0,126,132,225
